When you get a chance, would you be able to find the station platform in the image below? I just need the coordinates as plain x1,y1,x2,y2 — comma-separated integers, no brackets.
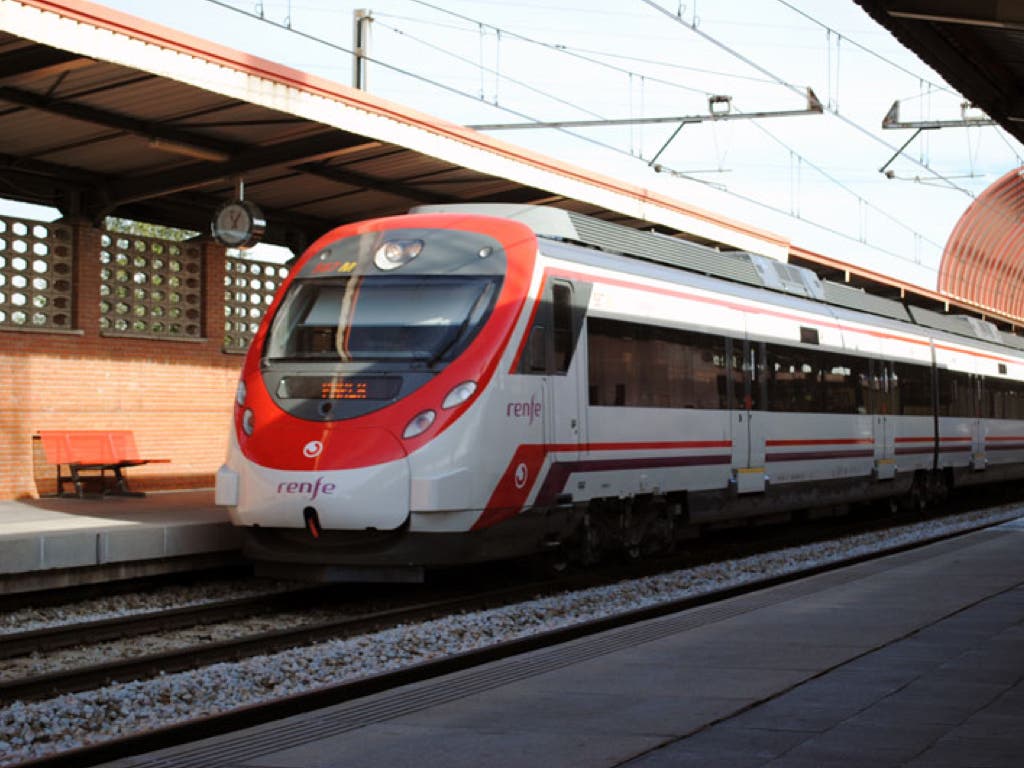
0,490,240,595
111,516,1024,768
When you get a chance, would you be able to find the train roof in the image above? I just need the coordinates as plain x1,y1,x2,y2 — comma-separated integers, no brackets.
414,203,1023,353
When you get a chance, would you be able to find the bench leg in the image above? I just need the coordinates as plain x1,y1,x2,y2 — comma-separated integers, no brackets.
106,466,145,497
68,465,85,498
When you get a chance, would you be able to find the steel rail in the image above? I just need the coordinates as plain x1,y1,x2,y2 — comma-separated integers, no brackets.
0,580,577,703
0,586,334,660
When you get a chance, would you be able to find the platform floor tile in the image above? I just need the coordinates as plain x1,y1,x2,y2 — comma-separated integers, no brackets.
626,584,1024,768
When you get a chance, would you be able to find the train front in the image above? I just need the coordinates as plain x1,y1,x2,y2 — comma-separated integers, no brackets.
215,212,535,580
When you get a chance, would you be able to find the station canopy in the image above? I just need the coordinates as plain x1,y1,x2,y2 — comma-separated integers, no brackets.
0,0,790,258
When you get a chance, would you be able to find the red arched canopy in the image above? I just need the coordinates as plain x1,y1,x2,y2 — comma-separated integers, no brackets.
939,167,1024,320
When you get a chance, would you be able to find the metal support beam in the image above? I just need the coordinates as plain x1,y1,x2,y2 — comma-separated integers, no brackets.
878,99,995,178
352,9,372,90
99,132,381,212
882,99,995,129
0,46,92,82
879,128,928,176
471,88,823,132
888,0,1024,31
0,84,238,159
294,159,462,205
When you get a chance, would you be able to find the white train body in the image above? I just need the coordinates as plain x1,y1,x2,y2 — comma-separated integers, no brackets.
216,205,1024,580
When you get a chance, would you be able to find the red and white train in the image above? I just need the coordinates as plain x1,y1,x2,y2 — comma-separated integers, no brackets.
215,204,1024,581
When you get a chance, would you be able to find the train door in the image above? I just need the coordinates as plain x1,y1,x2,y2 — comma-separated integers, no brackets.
872,359,896,479
971,372,985,471
544,280,583,463
732,339,766,493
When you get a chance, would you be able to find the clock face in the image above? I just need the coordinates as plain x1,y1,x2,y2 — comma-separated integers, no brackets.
212,199,265,248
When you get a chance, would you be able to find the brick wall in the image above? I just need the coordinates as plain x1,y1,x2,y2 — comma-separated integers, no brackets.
0,218,252,499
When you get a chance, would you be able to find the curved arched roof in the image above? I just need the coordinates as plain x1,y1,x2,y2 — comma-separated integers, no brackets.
939,167,1024,320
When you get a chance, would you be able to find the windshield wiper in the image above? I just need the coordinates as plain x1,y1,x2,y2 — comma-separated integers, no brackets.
427,282,494,367
428,316,473,368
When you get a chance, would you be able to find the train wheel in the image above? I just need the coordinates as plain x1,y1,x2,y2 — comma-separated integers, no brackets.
900,472,928,515
880,495,897,520
928,470,951,508
579,518,604,566
542,548,571,577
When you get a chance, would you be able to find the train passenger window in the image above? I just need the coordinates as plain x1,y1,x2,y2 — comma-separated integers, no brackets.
552,282,573,374
937,368,976,418
1004,383,1015,419
821,352,864,414
761,344,868,414
525,325,548,373
986,376,1022,419
587,317,727,409
892,362,931,416
517,279,590,375
766,346,819,412
988,377,1024,419
800,326,820,345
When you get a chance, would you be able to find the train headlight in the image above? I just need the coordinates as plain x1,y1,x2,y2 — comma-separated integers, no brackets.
242,408,255,436
235,379,247,407
442,381,477,409
374,238,423,271
403,409,436,439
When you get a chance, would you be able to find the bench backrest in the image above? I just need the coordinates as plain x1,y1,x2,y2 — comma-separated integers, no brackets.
38,430,142,465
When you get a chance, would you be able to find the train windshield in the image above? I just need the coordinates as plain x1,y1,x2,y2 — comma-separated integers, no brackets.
265,276,498,363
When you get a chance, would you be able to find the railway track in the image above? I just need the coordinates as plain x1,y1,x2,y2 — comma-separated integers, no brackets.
0,566,254,614
0,501,913,701
0,581,560,703
4,502,1021,768
1,492,1017,705
0,587,334,661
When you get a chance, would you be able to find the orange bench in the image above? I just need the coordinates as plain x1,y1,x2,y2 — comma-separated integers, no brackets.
38,430,170,498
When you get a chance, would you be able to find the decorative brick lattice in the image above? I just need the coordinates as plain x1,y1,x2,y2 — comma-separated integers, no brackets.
223,256,289,351
0,217,73,330
99,233,202,338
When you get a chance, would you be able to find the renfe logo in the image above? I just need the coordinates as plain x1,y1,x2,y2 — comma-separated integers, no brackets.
506,393,542,425
277,476,336,500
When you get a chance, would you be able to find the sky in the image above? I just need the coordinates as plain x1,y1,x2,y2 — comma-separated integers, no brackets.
8,0,1024,288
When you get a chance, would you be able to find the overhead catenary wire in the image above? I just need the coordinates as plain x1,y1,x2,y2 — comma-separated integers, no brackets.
402,0,718,98
638,0,976,198
375,19,608,121
397,0,1001,205
773,0,958,98
751,118,944,251
197,0,1008,265
198,0,661,162
377,12,781,88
